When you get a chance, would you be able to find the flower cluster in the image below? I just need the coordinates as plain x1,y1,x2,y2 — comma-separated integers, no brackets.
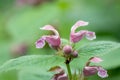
36,20,96,51
35,20,108,79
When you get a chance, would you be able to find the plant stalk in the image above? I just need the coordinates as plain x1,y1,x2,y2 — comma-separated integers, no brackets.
66,62,72,80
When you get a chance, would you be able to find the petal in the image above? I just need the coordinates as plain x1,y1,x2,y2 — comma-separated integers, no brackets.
97,68,108,78
57,74,68,80
71,20,89,34
51,72,66,80
40,25,61,49
83,66,98,76
35,37,45,48
40,25,59,36
45,36,61,47
70,20,96,43
86,31,96,40
70,20,89,43
70,30,87,43
90,57,103,63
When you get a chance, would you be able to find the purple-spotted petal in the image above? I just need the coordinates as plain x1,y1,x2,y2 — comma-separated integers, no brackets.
86,31,96,40
35,38,45,48
90,57,103,63
97,68,108,78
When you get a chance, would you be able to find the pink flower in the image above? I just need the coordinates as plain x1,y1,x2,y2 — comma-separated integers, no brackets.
70,20,96,43
35,25,61,49
83,66,108,78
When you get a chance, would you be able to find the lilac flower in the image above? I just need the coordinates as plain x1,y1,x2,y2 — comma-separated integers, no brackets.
36,20,96,49
83,66,108,78
83,57,108,78
70,20,96,43
35,25,61,49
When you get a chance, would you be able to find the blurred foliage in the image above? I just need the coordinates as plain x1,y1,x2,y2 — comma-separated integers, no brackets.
0,0,120,80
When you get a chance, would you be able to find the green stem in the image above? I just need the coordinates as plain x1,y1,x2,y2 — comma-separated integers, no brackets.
66,63,72,80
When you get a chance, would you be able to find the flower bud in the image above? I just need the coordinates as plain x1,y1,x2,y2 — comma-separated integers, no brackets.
71,50,78,58
63,45,72,55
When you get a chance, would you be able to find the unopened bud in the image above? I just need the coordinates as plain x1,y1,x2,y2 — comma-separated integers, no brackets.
63,45,72,55
71,50,78,58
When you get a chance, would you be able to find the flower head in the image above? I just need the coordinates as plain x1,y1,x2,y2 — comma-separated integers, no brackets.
83,57,108,78
70,20,96,43
83,66,108,78
35,25,61,49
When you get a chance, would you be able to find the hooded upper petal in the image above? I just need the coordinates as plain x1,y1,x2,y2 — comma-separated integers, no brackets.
70,20,96,43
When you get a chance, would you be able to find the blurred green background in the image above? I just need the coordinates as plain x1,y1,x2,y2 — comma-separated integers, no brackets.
0,0,120,80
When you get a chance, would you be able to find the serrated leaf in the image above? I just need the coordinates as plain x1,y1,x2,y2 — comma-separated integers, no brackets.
77,41,120,57
0,55,64,73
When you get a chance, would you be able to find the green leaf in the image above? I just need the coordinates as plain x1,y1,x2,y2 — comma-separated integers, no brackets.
18,67,53,80
99,48,120,69
0,55,64,73
77,41,120,57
